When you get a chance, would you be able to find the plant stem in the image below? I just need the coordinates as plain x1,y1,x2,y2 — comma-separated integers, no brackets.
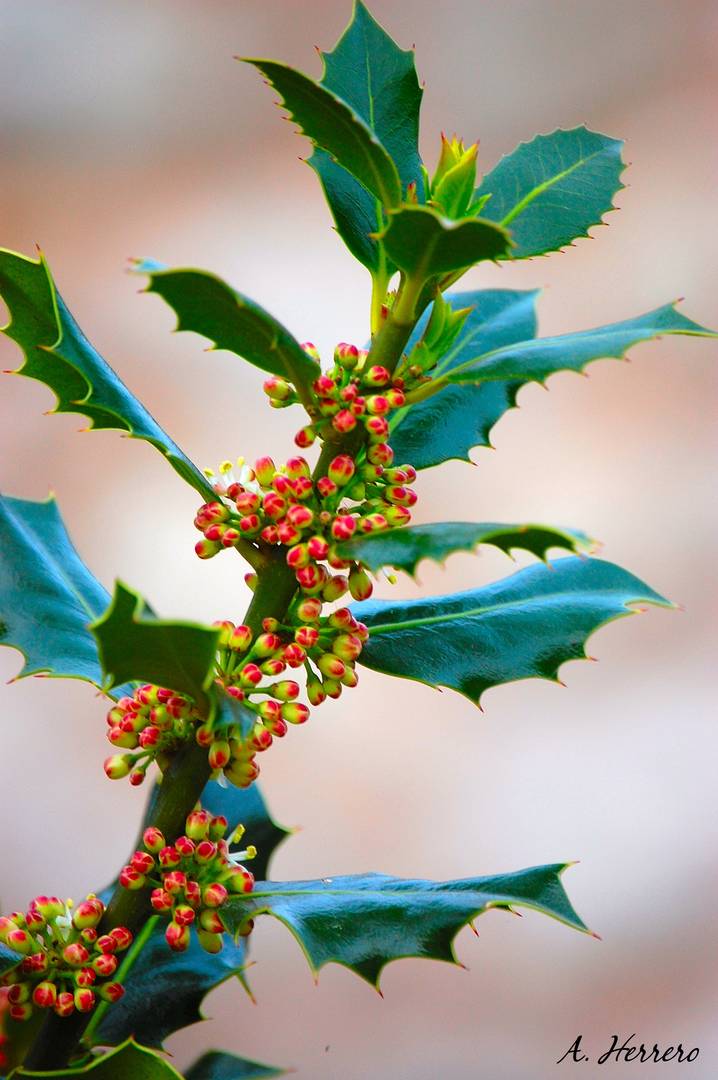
81,916,160,1048
23,274,427,1072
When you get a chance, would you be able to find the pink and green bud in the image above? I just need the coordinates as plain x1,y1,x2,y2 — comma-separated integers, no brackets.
296,597,322,622
31,896,64,921
163,871,188,895
301,341,320,361
306,679,326,707
332,633,363,662
295,625,319,648
32,981,57,1009
341,665,359,688
236,917,255,938
235,490,261,514
245,572,258,592
327,455,356,487
238,514,261,536
195,538,222,560
185,879,202,907
334,342,359,369
109,927,133,952
330,514,356,541
62,942,90,967
195,840,218,865
294,425,317,448
363,364,391,387
158,845,181,869
98,982,125,1004
263,713,288,738
9,1002,33,1022
226,866,255,894
197,929,224,954
72,897,104,930
317,653,346,679
8,983,30,1004
229,624,253,652
384,485,418,507
175,837,195,858
130,851,155,875
367,442,394,466
366,394,390,416
366,416,390,441
263,375,292,401
209,740,232,770
281,702,310,725
52,990,74,1017
93,953,118,978
186,810,211,841
332,409,357,434
75,968,96,989
260,657,286,677
74,987,96,1013
349,567,374,601
323,576,349,603
173,904,196,927
143,826,166,853
322,678,343,700
119,866,145,891
199,909,226,935
316,476,338,499
239,663,263,687
296,563,327,594
271,680,300,702
6,929,33,956
286,543,310,570
209,815,229,840
282,643,305,668
202,882,228,909
250,725,273,752
384,504,412,527
150,888,173,913
307,535,330,561
103,754,133,780
252,456,275,487
360,512,389,533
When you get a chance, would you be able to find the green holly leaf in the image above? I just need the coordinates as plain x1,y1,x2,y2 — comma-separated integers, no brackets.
222,863,590,987
16,1039,183,1078
389,289,538,469
1,941,20,977
442,302,718,384
0,493,109,687
242,59,401,209
90,582,219,715
0,249,214,502
309,0,424,272
97,778,289,1050
352,557,671,704
132,261,319,404
185,1052,285,1080
379,205,511,278
475,127,625,258
336,521,596,577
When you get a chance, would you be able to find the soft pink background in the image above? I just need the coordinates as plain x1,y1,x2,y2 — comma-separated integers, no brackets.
1,2,717,1077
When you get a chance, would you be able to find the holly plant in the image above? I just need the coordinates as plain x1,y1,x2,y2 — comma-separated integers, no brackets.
0,4,714,1077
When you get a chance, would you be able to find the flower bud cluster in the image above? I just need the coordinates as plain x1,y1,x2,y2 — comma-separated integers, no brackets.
0,895,131,1021
103,684,199,787
119,810,256,954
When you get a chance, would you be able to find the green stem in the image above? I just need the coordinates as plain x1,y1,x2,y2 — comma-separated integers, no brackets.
23,271,428,1072
81,916,160,1049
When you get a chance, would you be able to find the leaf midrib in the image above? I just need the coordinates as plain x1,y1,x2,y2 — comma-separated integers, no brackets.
498,146,605,227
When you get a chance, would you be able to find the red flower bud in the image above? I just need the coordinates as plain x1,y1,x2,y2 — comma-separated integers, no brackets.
250,724,273,752
163,871,188,895
277,521,302,546
294,425,317,448
270,680,300,701
158,846,181,869
54,991,75,1017
332,633,363,661
195,538,222,560
296,597,323,622
330,514,356,541
260,657,286,676
119,866,145,891
384,504,412,527
9,1002,33,1021
317,653,346,679
295,563,327,594
295,625,319,648
332,408,357,433
143,827,166,853
385,387,406,408
109,927,133,952
199,909,226,934
360,512,389,533
186,810,212,840
304,535,328,561
195,840,218,864
306,679,326,706
130,851,155,875
316,476,338,499
174,904,196,927
342,665,359,688
209,740,231,770
175,835,196,857
263,375,292,401
322,678,343,699
151,888,174,913
327,455,356,487
328,607,356,630
32,981,57,1009
98,982,125,1004
367,442,394,466
72,897,104,930
349,567,374,600
6,929,33,955
197,929,224,954
239,663,263,687
312,374,337,397
365,416,390,441
103,754,133,780
62,942,90,967
93,952,118,978
263,714,288,738
281,702,310,725
239,514,261,535
227,866,255,894
202,882,229,908
286,543,310,570
254,456,276,486
75,967,96,988
364,364,391,387
235,490,261,514
74,987,95,1013
366,394,390,416
384,485,418,507
31,896,64,921
323,576,349,602
334,341,359,369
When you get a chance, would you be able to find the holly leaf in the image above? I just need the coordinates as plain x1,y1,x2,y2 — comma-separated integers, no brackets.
242,59,401,209
475,127,625,258
185,1052,285,1080
351,557,671,704
443,302,718,384
309,0,424,271
389,288,539,469
222,863,590,987
0,493,109,688
132,262,319,400
0,249,214,502
336,521,596,576
17,1039,183,1078
90,582,219,715
1,941,20,978
379,205,511,278
96,778,289,1050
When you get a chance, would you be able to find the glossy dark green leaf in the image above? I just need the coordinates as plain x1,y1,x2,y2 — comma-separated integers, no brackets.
0,493,108,687
185,1052,285,1080
337,521,595,576
379,205,511,277
444,302,718,384
96,777,289,1051
475,127,625,258
309,1,424,271
90,582,219,715
17,1039,183,1078
243,59,401,208
352,557,671,704
133,262,319,399
0,249,214,502
223,863,589,987
389,289,538,468
1,941,19,978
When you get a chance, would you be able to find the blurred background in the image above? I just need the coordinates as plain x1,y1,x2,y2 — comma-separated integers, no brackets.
1,1,716,1076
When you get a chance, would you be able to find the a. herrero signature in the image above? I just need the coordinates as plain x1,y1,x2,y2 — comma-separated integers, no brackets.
557,1034,700,1065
